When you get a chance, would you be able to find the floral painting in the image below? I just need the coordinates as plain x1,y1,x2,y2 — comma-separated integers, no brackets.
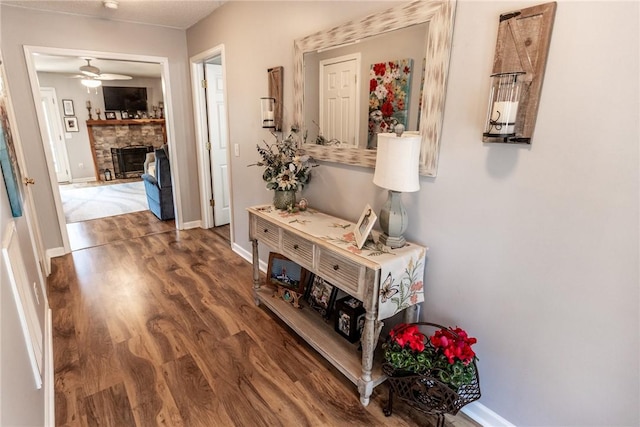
0,60,23,217
368,58,413,149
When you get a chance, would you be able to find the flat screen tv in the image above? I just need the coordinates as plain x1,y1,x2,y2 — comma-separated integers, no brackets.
103,86,148,112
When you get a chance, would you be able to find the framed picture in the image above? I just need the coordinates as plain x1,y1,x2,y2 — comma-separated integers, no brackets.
120,111,129,119
62,99,74,116
306,275,338,321
266,252,308,295
354,204,376,249
0,62,23,217
63,117,79,132
334,296,366,343
105,111,117,120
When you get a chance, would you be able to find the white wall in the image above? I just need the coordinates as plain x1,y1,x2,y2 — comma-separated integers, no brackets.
1,5,199,250
187,1,639,425
37,72,163,181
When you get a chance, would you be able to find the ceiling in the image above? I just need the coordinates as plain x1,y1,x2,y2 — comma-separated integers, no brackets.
0,0,225,30
7,1,227,78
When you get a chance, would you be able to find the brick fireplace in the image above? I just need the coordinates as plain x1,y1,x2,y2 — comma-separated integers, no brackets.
86,119,166,181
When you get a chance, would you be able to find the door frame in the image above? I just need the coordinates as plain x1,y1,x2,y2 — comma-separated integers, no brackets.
23,46,182,254
190,44,234,241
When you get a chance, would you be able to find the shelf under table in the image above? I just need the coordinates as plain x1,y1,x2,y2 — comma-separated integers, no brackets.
256,286,386,388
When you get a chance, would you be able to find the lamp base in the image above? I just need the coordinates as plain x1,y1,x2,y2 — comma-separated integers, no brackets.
378,233,406,249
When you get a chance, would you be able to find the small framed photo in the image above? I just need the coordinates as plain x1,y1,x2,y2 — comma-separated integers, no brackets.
335,296,366,343
354,204,377,249
305,275,338,321
62,99,74,116
105,111,117,120
120,111,129,119
266,253,308,295
63,117,79,132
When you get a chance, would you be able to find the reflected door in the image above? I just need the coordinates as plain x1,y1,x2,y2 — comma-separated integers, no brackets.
319,54,360,147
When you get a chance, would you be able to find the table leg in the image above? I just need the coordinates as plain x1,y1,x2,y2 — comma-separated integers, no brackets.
403,304,419,324
251,239,260,306
358,308,377,406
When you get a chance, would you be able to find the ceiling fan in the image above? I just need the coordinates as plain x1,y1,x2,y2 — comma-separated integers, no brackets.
73,58,132,88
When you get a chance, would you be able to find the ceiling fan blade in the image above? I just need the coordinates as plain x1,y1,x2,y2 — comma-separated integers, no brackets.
96,73,133,80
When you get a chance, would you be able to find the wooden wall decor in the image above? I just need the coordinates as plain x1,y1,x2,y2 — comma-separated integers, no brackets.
483,2,556,144
268,66,283,131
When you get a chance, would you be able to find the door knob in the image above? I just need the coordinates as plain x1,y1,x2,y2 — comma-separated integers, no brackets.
23,177,35,185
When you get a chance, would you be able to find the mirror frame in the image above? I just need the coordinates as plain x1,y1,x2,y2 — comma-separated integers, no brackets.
293,0,456,177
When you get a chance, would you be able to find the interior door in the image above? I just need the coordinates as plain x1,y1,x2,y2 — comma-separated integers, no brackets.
39,88,71,183
204,61,230,226
319,54,360,147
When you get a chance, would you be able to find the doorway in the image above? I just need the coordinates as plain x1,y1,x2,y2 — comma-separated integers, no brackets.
39,88,71,183
191,45,233,241
23,46,181,254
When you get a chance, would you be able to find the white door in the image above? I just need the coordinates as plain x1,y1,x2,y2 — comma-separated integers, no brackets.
39,88,71,183
205,61,230,225
319,54,360,147
0,53,48,388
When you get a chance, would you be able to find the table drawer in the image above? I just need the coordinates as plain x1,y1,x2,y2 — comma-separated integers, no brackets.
317,248,364,296
255,216,280,248
282,231,314,269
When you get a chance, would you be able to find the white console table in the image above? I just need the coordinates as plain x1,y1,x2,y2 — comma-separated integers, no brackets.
248,205,427,405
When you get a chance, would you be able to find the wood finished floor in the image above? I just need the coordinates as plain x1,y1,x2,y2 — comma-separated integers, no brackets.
49,214,478,427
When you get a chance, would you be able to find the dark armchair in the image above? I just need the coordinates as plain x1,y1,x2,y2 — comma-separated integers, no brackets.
141,147,175,220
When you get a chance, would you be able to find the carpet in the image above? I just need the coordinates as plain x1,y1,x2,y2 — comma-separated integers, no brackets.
60,181,148,223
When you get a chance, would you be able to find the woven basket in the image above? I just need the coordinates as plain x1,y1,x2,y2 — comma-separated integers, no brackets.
382,322,481,422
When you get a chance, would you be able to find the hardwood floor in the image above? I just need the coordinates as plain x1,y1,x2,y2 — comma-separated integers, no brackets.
48,214,478,427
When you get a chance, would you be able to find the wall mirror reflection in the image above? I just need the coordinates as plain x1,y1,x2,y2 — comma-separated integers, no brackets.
293,0,456,176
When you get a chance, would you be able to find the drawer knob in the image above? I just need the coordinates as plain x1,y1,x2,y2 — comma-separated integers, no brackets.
263,228,269,233
293,244,299,250
333,264,340,271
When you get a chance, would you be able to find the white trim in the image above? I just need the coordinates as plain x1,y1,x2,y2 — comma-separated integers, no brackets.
182,220,202,230
189,44,235,244
22,45,182,252
44,307,55,426
232,242,267,273
45,247,66,274
462,402,514,427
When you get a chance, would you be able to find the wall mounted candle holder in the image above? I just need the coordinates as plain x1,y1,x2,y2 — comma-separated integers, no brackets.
264,66,283,131
483,2,556,144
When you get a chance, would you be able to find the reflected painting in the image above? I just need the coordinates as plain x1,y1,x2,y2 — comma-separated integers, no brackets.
0,57,23,217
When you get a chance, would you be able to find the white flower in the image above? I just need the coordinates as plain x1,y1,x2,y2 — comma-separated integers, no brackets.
375,84,388,100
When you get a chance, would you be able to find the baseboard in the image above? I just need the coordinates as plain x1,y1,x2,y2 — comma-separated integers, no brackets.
232,242,267,273
70,177,95,183
182,220,202,230
44,308,55,426
462,402,514,427
45,247,66,275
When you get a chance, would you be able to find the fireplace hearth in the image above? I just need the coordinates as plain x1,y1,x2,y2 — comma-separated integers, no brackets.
111,146,153,179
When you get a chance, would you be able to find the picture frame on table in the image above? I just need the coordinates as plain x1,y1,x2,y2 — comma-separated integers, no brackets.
305,275,338,321
354,203,377,249
266,252,309,307
105,111,117,120
120,111,129,119
62,99,74,116
63,117,79,132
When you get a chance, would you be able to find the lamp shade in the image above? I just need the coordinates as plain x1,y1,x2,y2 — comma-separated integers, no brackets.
373,132,421,192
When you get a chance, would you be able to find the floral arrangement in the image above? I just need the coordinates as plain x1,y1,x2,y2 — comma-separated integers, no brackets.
250,128,315,191
383,323,478,389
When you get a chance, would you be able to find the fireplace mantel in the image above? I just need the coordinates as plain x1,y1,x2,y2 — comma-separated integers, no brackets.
86,119,166,181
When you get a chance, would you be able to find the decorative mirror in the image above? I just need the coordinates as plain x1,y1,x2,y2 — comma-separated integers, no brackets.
293,0,456,176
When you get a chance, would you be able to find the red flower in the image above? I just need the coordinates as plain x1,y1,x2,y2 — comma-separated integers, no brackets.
343,231,355,242
369,78,378,92
431,327,477,365
410,281,423,292
380,101,394,117
404,66,411,74
373,63,386,76
390,323,426,352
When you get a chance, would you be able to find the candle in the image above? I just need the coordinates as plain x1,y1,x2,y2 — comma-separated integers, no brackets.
489,101,518,135
86,100,91,108
96,108,101,114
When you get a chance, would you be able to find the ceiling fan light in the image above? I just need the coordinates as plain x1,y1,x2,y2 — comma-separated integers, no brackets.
81,79,102,88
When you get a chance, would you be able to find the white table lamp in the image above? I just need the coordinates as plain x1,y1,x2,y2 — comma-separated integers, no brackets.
373,126,420,248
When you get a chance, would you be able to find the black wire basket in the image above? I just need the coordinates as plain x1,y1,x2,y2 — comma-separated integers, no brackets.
382,322,481,425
